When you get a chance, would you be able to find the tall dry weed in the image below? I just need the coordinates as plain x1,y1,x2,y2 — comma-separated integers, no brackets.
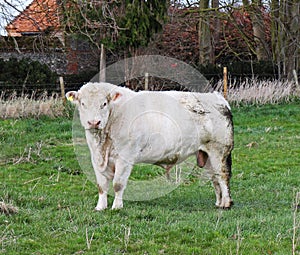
0,91,66,119
0,79,299,119
214,78,300,105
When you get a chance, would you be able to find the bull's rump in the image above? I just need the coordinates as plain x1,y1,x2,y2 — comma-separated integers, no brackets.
111,91,232,165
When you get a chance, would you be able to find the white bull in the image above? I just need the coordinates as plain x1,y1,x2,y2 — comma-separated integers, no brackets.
66,82,234,210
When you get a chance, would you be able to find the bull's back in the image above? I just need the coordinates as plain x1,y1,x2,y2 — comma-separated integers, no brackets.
161,90,234,147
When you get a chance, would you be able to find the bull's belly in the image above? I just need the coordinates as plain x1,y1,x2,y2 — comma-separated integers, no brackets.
134,146,196,166
140,155,191,167
114,130,207,166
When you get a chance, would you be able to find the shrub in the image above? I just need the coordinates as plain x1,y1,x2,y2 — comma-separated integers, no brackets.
0,58,58,96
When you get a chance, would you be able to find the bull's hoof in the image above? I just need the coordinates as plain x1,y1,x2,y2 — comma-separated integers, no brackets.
216,201,234,210
111,207,123,211
111,203,123,210
95,206,107,211
112,200,123,210
218,206,231,210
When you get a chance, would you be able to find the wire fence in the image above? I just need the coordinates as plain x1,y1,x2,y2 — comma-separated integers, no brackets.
0,71,298,100
0,75,299,119
0,81,82,100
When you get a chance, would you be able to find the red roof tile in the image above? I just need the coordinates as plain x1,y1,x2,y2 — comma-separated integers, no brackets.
6,0,60,36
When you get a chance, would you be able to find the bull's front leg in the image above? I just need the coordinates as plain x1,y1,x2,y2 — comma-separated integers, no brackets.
86,131,111,211
111,159,133,210
94,174,109,211
90,152,111,211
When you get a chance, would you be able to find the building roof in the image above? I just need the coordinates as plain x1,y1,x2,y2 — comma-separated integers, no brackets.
5,0,60,36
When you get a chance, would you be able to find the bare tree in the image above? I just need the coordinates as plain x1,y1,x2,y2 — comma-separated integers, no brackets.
198,0,214,65
270,0,300,79
0,0,26,35
251,0,269,61
280,0,299,80
211,0,220,64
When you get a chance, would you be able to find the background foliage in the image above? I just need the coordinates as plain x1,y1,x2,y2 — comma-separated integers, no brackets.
0,58,57,92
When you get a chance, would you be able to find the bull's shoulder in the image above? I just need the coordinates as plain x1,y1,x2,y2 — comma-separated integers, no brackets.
80,82,136,96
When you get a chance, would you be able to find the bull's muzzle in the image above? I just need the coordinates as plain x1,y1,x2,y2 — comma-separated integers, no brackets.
87,120,101,129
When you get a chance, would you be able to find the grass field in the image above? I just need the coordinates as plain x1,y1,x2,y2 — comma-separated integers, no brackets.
1,101,300,254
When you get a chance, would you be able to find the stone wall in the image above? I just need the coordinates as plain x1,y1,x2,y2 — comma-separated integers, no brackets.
0,36,99,75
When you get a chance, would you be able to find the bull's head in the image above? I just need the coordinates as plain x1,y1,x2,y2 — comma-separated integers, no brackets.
66,83,122,131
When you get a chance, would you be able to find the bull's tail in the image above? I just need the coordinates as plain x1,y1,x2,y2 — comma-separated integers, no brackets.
226,152,232,178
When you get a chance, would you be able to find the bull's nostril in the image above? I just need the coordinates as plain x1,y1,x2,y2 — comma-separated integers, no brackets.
88,120,101,128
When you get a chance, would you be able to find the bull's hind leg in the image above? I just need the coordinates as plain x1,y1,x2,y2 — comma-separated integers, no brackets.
209,148,233,209
196,151,223,208
212,175,222,207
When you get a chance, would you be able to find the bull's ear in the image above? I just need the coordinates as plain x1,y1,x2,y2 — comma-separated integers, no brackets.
110,91,122,103
66,91,79,104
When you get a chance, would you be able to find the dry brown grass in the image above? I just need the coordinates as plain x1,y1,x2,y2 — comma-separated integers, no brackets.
214,78,300,105
0,91,66,119
0,201,18,215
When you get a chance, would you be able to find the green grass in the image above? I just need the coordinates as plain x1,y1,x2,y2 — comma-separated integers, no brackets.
1,101,300,254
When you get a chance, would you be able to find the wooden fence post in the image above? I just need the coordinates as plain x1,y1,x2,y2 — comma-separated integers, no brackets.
59,76,66,104
145,72,149,91
293,69,299,92
99,44,106,82
223,67,228,99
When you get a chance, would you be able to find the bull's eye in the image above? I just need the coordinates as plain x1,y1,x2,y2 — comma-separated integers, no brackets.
81,101,85,107
100,102,107,109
